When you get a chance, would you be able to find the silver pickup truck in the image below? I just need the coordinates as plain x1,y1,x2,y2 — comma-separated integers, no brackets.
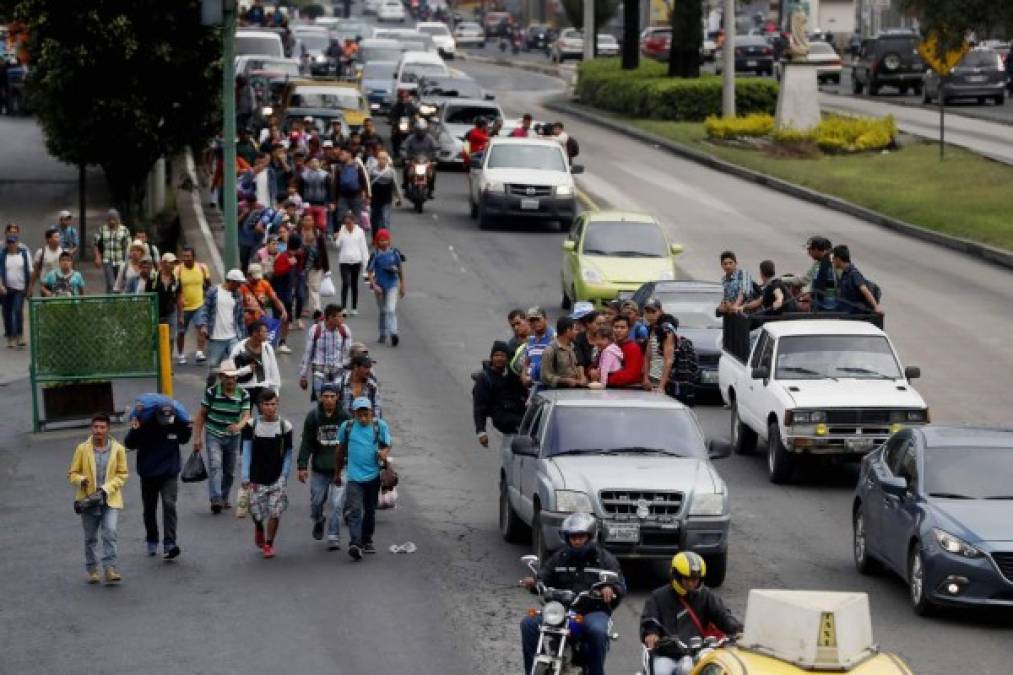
498,389,733,585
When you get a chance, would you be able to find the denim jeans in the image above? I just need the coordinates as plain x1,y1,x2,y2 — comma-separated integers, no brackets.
1,288,25,337
375,286,398,339
521,610,610,675
140,477,178,546
310,470,345,541
102,262,121,294
81,504,119,571
370,202,392,231
343,477,380,546
206,337,238,370
206,433,240,503
336,195,364,224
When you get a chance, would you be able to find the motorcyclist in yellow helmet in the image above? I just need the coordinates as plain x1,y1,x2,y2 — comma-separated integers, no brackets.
639,552,743,675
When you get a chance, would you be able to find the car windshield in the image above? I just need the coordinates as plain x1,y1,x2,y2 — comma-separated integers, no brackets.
444,105,499,124
960,50,998,68
598,35,617,45
547,406,707,458
809,42,836,55
299,33,330,51
458,23,481,32
236,35,283,58
582,221,668,258
655,292,723,328
291,90,361,109
418,25,450,36
925,447,1013,499
285,116,344,135
401,63,446,83
361,46,402,63
245,59,300,76
363,62,396,80
487,144,566,171
775,335,902,380
879,36,916,51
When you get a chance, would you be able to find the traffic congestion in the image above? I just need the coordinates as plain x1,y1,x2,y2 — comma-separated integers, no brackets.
2,1,1012,674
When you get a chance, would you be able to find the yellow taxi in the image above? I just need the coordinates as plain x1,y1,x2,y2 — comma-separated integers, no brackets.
281,79,370,129
690,590,913,675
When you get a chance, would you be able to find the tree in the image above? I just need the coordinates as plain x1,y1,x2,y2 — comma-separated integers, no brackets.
901,0,1013,56
559,0,621,37
668,0,703,77
7,0,221,220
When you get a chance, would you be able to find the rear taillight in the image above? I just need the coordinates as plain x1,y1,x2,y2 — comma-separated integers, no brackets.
830,58,841,66
763,47,772,55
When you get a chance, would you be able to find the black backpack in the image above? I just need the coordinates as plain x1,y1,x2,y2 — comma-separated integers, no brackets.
566,135,580,158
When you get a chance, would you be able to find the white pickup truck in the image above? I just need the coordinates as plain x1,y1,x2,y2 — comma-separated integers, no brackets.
718,315,928,483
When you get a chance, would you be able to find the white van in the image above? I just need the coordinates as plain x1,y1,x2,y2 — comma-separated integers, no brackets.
236,29,285,59
395,51,449,92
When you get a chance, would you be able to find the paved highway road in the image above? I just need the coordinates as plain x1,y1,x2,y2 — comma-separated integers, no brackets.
1,44,1011,675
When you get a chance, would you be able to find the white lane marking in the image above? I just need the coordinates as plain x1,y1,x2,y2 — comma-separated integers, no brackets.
615,160,745,218
576,172,638,210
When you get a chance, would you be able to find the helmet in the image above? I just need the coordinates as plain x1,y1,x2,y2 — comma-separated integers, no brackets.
559,512,597,544
414,119,428,133
670,551,707,596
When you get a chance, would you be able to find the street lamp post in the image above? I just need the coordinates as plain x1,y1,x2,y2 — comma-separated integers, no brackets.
221,0,239,271
721,0,736,117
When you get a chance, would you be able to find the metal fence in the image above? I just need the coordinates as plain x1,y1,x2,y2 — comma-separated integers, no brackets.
29,294,160,431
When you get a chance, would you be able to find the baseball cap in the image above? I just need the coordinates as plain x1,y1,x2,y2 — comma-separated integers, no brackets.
303,115,314,123
569,301,594,320
526,306,546,320
225,269,247,283
643,296,663,311
352,396,372,411
322,139,334,148
161,252,178,264
59,210,73,219
106,208,121,220
319,382,340,395
247,263,264,279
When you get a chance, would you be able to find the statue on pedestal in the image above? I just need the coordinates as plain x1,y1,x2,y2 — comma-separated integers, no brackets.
788,7,810,61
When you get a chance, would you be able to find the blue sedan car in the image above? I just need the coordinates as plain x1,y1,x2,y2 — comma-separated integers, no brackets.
853,426,1013,614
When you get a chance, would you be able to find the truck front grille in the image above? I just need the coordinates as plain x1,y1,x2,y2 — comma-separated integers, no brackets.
599,490,683,522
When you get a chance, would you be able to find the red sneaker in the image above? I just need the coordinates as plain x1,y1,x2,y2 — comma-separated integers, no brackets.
262,543,275,559
255,528,265,549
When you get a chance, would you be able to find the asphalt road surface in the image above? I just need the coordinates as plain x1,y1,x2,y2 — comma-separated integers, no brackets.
1,45,1012,675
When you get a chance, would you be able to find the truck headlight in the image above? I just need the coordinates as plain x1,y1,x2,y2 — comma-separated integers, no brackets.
933,528,981,558
483,180,505,194
581,267,603,283
891,409,928,423
555,490,593,513
555,184,573,196
689,492,726,516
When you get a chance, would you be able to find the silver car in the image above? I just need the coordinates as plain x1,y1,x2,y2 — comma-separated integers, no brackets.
431,97,503,165
499,389,732,585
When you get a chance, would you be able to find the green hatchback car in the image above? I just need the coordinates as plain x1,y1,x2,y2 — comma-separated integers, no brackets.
560,211,684,309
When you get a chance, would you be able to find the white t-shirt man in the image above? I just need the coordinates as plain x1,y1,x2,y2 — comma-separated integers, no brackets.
35,245,63,279
211,286,238,341
4,247,32,291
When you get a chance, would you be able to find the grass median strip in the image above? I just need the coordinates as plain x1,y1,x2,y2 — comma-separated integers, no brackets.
580,107,1013,252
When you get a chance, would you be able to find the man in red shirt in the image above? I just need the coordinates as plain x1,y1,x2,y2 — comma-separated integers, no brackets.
464,117,491,162
606,315,645,388
510,113,533,138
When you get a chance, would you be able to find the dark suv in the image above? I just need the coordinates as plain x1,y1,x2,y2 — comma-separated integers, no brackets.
922,48,1008,105
853,31,925,96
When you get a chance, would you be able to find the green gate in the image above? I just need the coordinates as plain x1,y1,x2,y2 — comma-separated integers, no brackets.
29,294,161,432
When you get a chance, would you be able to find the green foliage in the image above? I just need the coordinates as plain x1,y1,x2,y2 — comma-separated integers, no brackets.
901,0,1013,55
705,114,775,139
577,59,779,122
559,0,621,32
772,115,897,154
10,0,222,216
31,295,158,379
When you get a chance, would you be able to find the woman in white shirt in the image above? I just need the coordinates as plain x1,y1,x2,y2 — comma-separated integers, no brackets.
333,211,370,315
0,223,32,348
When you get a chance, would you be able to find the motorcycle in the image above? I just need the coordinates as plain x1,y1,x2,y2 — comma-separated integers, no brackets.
637,618,733,675
392,115,411,162
520,555,620,675
405,155,432,213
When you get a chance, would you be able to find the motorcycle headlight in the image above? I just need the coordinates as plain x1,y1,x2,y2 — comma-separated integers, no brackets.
418,104,437,116
414,164,428,176
581,267,603,283
689,492,726,516
315,54,327,63
933,528,982,558
554,489,593,513
483,180,505,194
555,184,573,196
542,601,566,627
262,106,273,117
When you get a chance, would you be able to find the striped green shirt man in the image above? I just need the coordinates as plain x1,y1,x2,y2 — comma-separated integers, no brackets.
201,383,251,438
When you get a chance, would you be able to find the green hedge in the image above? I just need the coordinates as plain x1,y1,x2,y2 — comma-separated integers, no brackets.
576,59,779,122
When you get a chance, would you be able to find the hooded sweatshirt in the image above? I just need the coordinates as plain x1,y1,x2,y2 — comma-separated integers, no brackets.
124,417,193,479
298,402,352,475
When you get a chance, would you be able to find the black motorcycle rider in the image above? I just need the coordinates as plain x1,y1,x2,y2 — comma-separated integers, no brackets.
402,119,439,199
388,89,417,157
519,512,625,675
640,552,742,675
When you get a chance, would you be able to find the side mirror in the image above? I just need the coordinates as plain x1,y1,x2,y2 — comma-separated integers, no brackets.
562,240,576,252
881,475,908,498
510,435,538,456
570,164,584,174
904,365,921,380
520,554,538,567
670,243,684,256
707,439,732,459
751,366,770,380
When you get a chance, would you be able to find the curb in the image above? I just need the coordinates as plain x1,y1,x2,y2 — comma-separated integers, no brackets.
545,98,1013,272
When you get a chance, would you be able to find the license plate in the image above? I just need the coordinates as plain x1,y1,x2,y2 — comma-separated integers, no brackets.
747,60,758,67
700,370,719,384
966,75,986,83
605,522,639,543
845,438,875,453
520,198,540,210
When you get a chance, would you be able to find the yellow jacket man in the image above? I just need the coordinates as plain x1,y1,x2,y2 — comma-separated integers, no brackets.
67,413,129,584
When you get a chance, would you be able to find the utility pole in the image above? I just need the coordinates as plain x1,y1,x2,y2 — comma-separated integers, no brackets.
721,0,736,117
583,0,595,61
78,163,87,262
222,0,239,271
622,0,639,69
